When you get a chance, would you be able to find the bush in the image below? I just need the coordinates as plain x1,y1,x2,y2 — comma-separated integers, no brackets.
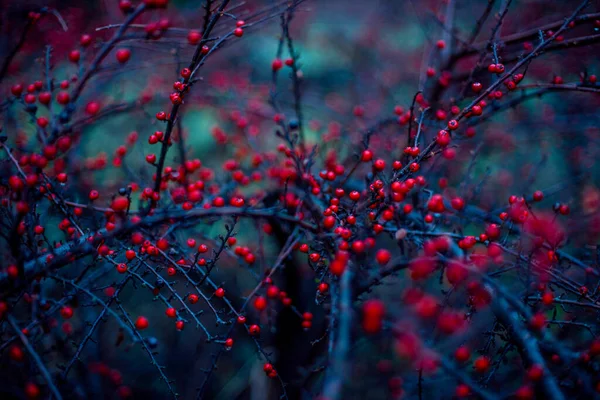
1,0,600,399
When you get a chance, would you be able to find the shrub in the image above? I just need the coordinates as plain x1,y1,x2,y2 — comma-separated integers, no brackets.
1,0,600,399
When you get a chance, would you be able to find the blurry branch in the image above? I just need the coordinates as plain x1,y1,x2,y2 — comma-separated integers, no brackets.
500,33,600,64
438,356,498,400
50,275,138,339
194,231,299,400
70,4,147,105
466,11,600,54
0,206,315,290
283,4,306,150
492,297,565,400
439,0,455,65
466,0,496,45
59,274,134,379
116,302,178,398
321,268,352,400
453,0,591,124
7,314,64,400
355,258,411,297
63,101,143,133
202,0,215,35
514,83,600,93
151,0,231,198
0,7,67,83
0,19,34,83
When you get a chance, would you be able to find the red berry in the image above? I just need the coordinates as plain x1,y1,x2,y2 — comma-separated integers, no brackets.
375,249,391,265
473,356,490,373
436,130,451,147
254,296,267,311
111,196,129,212
272,58,283,71
38,91,51,105
86,101,100,115
116,49,131,63
56,91,70,105
188,30,201,45
11,84,23,96
318,282,329,293
80,34,92,46
165,307,177,318
248,324,260,335
69,50,81,63
119,0,132,12
135,316,149,330
60,306,74,319
451,197,465,211
24,382,40,399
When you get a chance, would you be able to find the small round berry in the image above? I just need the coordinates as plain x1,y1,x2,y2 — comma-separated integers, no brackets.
165,307,177,318
135,316,149,330
248,324,260,335
68,50,81,63
447,120,459,130
375,249,391,265
11,84,23,96
473,356,490,373
116,48,131,63
187,30,201,45
272,58,283,71
80,34,92,46
436,130,451,147
373,159,386,171
85,101,100,115
56,91,70,105
60,306,74,319
111,196,129,212
254,296,267,311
